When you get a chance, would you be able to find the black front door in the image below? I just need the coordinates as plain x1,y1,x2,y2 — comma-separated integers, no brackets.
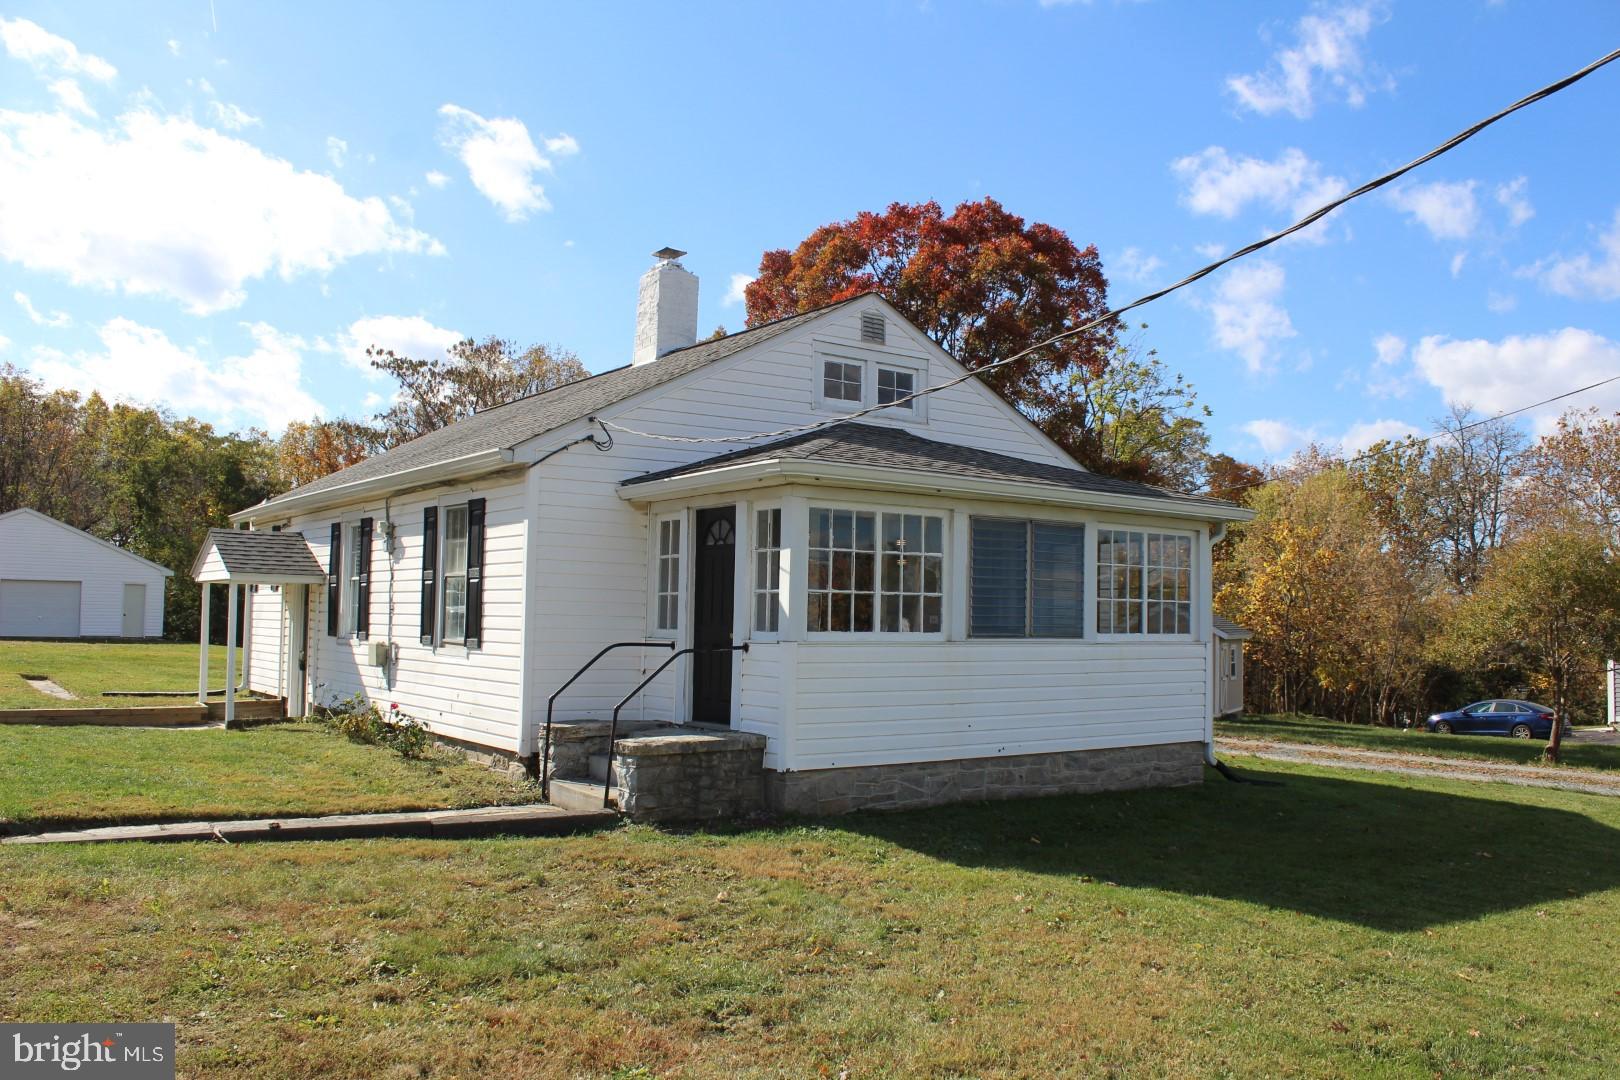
691,506,736,726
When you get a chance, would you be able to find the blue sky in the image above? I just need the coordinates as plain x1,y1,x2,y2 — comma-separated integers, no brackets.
2,1,1618,463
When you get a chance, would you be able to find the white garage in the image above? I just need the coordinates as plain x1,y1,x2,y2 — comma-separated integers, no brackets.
0,508,172,639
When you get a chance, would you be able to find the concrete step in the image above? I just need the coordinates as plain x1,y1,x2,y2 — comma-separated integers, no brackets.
548,777,621,813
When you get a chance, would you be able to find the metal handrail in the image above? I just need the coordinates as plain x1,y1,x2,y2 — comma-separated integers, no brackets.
603,643,750,808
540,640,674,799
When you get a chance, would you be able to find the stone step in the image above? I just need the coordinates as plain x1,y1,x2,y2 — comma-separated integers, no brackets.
547,777,621,813
586,753,624,784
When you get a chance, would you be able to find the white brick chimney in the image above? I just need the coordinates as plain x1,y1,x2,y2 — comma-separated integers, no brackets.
632,247,699,365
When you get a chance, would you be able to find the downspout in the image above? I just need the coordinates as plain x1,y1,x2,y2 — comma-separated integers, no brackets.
1204,520,1281,786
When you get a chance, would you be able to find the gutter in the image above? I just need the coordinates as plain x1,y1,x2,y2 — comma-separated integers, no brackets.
230,448,515,525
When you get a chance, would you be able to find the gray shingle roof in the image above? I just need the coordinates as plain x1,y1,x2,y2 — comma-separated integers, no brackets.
622,422,1243,511
259,298,863,508
1212,614,1252,637
195,528,326,580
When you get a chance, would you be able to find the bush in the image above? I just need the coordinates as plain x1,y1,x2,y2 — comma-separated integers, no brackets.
321,694,433,760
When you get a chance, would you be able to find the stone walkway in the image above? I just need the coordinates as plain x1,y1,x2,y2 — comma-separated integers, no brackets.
1218,736,1620,798
1,803,617,845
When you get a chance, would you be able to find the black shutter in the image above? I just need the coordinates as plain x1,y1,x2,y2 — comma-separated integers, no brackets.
327,522,342,636
465,497,485,649
420,506,437,644
356,517,373,641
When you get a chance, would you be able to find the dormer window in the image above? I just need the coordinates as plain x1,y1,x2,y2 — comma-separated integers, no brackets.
823,360,862,404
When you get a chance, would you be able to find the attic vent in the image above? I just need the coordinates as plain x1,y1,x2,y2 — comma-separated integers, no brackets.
860,311,886,345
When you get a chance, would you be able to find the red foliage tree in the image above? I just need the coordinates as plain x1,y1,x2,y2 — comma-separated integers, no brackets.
744,198,1117,456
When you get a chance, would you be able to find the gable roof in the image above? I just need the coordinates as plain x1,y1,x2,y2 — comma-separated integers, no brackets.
0,508,174,575
244,297,866,515
191,528,327,583
622,422,1245,514
1212,615,1252,639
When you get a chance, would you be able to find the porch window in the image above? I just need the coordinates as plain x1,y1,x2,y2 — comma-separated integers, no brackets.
1097,529,1192,635
969,518,1084,638
343,522,363,636
441,505,470,643
656,517,681,631
753,508,781,633
808,507,943,634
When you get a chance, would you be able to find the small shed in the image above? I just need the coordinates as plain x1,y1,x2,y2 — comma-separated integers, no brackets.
1213,615,1252,717
0,508,172,639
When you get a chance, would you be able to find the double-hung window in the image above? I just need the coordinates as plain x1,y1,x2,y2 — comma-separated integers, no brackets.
969,519,1085,638
1097,529,1192,635
655,518,681,632
441,505,470,643
808,507,943,633
343,522,363,635
753,508,781,633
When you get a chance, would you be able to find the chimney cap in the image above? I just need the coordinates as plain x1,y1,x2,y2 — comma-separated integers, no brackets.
651,246,687,262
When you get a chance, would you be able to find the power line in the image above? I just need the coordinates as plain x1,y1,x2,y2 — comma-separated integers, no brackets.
596,44,1620,448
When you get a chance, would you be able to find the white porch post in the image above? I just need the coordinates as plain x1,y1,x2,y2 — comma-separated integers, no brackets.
241,585,253,690
224,584,238,727
197,583,211,705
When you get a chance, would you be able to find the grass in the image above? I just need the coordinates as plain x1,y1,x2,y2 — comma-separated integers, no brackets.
3,759,1620,1077
0,721,536,832
1220,711,1620,773
0,641,238,710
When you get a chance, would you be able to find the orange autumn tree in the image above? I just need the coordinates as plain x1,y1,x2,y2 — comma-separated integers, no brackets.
745,198,1119,464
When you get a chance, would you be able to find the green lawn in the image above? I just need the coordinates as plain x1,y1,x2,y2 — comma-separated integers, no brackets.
0,640,237,710
3,759,1619,1077
0,721,535,832
1220,711,1620,772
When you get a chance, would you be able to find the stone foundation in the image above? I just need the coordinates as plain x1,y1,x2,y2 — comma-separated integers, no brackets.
764,741,1205,816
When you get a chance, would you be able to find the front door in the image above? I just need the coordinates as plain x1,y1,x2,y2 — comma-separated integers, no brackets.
691,506,736,726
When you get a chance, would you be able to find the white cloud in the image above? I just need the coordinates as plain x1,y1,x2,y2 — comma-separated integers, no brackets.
1342,418,1420,453
325,135,347,169
14,291,70,327
1486,290,1518,314
208,100,260,131
0,107,442,314
1449,251,1467,278
1113,246,1163,283
1531,208,1620,301
26,318,323,433
1171,147,1347,239
1364,332,1413,398
46,78,94,116
1193,241,1226,259
1225,2,1390,118
1496,177,1533,228
1243,418,1314,455
166,39,181,57
1413,328,1620,433
1372,332,1405,368
0,16,116,81
721,273,755,308
339,314,462,377
424,169,450,188
1199,259,1296,373
438,103,576,221
1386,179,1479,241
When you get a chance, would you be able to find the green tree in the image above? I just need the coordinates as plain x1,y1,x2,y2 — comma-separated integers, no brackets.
1063,327,1210,488
1440,527,1620,762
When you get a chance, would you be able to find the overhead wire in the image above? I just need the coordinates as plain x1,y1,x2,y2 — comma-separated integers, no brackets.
593,45,1620,451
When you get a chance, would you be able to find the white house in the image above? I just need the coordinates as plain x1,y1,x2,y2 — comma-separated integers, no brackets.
0,508,171,640
1213,615,1252,717
219,251,1253,814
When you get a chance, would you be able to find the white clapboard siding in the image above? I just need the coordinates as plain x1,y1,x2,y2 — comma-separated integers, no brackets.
788,640,1209,770
246,587,285,696
271,474,530,752
0,509,169,637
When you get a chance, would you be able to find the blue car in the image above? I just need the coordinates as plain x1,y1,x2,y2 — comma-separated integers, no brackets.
1425,699,1560,739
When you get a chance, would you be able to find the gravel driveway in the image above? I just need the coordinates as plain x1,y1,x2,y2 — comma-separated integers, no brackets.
1217,733,1620,797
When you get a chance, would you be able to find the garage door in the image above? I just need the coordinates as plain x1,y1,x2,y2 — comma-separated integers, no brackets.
0,580,82,638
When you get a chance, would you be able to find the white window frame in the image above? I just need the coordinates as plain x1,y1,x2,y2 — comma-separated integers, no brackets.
805,504,946,639
439,502,471,645
811,344,928,424
875,364,918,412
819,356,865,411
1094,524,1196,638
651,512,683,637
342,520,363,638
966,516,1086,640
751,505,783,639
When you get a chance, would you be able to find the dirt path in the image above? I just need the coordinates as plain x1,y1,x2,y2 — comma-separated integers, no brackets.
1217,736,1620,797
